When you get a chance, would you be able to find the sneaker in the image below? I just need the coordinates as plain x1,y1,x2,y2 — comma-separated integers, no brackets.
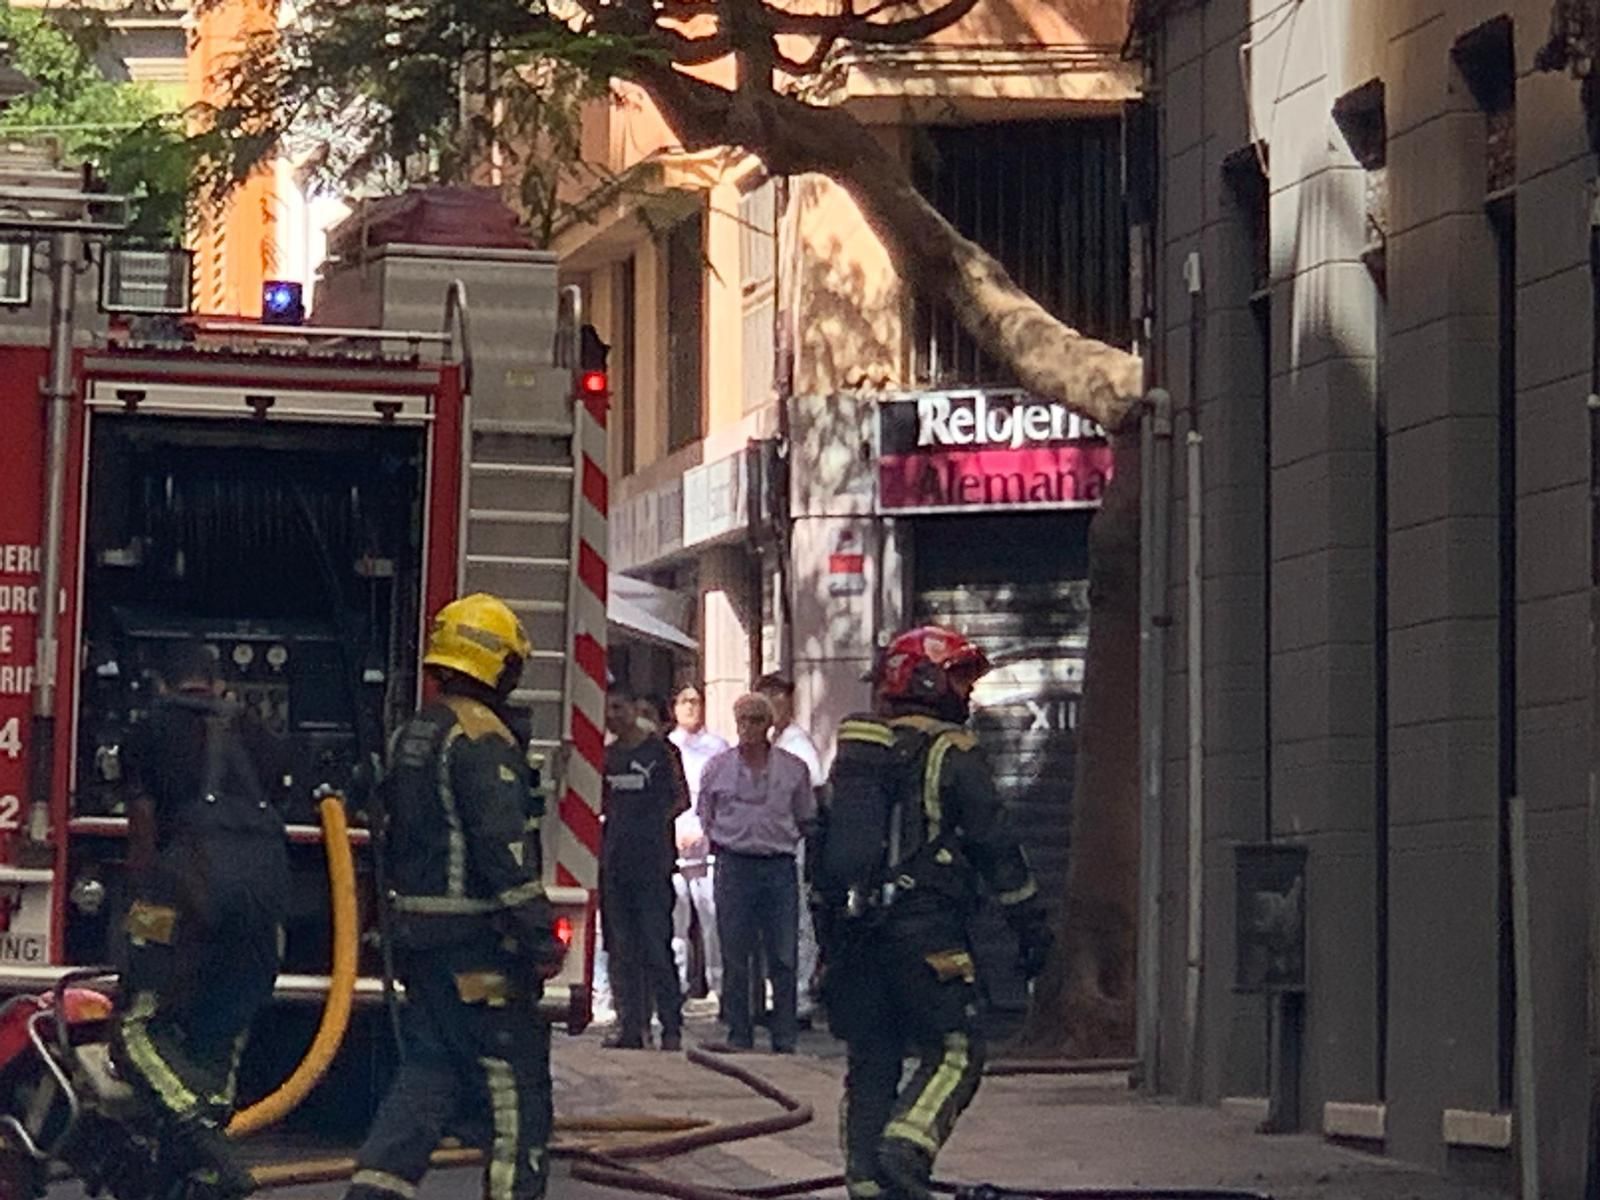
602,1033,646,1050
660,1031,683,1052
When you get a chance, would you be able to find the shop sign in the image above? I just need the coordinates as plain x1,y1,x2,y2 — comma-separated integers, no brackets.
826,529,866,596
683,452,748,548
612,477,684,572
876,389,1113,514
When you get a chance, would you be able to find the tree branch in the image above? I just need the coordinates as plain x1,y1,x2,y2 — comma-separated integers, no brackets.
629,62,1142,428
760,0,979,44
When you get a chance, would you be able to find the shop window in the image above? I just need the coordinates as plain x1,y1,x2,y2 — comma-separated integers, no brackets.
911,119,1129,387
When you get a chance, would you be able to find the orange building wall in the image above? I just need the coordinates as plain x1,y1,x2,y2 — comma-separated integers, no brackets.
187,0,278,317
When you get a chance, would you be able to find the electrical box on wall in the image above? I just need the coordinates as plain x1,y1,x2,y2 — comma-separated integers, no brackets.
1234,843,1308,994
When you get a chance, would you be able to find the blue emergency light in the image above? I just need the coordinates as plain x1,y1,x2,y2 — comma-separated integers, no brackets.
262,280,304,325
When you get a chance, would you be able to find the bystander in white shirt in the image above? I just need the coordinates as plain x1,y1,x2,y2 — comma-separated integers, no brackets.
667,685,728,997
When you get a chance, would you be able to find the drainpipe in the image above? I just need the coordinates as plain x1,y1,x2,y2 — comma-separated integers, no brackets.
1181,249,1205,1103
29,230,81,845
1183,425,1205,1103
772,176,796,677
1136,387,1173,1093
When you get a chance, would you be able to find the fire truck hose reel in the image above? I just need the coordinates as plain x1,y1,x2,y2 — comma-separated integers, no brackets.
228,794,359,1138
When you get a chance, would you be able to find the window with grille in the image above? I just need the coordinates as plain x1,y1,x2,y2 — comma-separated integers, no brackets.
911,120,1130,387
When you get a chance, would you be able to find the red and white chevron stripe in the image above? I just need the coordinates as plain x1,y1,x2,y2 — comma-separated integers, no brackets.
555,377,609,889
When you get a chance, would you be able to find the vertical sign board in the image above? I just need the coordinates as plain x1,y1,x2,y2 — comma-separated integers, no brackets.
0,346,53,966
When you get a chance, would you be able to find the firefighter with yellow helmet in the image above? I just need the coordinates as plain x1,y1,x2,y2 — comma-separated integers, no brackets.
346,594,566,1200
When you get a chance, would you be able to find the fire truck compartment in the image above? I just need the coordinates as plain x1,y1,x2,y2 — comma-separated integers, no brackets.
74,415,430,826
65,413,434,978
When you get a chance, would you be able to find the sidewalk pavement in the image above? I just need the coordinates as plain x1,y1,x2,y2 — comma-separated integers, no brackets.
550,1019,1507,1200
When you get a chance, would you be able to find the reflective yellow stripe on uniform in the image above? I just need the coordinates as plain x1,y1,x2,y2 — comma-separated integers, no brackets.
498,879,546,908
211,1029,251,1112
438,726,468,897
351,1169,419,1199
883,1031,971,1155
846,1182,884,1198
480,1056,520,1200
390,894,501,914
120,992,202,1118
996,880,1038,906
838,720,894,747
921,734,958,842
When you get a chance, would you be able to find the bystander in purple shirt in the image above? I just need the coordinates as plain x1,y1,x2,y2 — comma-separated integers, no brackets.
699,744,816,858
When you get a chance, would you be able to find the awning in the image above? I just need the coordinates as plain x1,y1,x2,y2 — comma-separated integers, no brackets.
608,572,697,652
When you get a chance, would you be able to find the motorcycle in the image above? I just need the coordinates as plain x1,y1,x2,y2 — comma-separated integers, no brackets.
0,969,176,1200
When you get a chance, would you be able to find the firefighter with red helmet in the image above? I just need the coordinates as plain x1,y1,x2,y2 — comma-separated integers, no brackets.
812,625,1052,1200
346,594,566,1200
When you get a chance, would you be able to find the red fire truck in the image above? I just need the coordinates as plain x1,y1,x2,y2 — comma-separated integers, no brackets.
0,147,607,1118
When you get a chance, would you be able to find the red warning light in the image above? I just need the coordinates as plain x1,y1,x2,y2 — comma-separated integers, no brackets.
554,916,574,946
579,370,608,396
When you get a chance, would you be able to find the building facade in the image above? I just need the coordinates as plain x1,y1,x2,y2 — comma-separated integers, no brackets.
555,3,1139,935
13,0,345,318
1137,0,1594,1192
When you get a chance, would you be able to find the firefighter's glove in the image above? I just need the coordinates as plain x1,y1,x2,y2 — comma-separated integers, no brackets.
530,928,568,981
1011,909,1053,981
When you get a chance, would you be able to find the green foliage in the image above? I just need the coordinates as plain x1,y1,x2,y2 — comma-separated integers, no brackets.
0,4,192,241
193,0,651,247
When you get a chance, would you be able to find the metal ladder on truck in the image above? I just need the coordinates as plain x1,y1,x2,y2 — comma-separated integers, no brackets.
455,281,606,959
315,239,605,1008
459,418,579,779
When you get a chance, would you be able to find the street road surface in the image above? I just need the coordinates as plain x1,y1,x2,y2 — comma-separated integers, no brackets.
50,1161,629,1200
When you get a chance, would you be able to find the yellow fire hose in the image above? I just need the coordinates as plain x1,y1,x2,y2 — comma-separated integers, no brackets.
229,794,359,1138
220,795,715,1145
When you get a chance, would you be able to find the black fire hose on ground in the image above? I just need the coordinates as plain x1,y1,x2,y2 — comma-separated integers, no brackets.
250,1045,1272,1200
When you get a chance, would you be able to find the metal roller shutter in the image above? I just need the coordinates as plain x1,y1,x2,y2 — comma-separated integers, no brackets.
910,513,1091,1025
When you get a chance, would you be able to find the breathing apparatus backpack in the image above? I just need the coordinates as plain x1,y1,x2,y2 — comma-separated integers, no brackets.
811,716,931,920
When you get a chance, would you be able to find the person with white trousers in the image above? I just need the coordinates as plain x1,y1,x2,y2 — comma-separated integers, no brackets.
668,684,728,999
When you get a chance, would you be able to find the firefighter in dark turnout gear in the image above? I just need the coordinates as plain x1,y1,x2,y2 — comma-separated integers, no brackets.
114,640,290,1200
346,594,567,1200
812,626,1052,1200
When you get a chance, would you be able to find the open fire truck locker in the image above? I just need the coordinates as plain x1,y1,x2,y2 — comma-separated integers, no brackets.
0,167,606,1119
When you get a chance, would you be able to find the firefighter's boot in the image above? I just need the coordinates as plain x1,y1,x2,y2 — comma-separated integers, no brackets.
164,1117,257,1199
877,1138,934,1200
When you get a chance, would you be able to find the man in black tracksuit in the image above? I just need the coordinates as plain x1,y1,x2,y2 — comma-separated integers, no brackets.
346,594,565,1200
600,681,688,1050
814,626,1052,1200
114,640,290,1200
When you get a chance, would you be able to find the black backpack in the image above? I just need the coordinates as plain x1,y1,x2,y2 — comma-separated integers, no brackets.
179,701,282,840
811,717,929,916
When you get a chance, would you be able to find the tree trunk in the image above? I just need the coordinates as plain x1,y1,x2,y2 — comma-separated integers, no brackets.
1012,429,1141,1056
629,62,1147,1055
